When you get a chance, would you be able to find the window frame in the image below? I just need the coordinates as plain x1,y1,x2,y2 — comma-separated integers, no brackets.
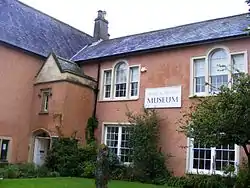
102,122,132,165
103,69,112,99
113,62,129,100
190,49,248,97
0,137,11,163
186,138,240,175
100,61,141,101
190,56,206,97
40,89,51,113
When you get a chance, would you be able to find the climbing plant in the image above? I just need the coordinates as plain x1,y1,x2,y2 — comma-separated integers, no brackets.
85,116,98,144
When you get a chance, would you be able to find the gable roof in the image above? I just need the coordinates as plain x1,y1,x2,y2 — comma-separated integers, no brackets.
52,53,96,81
36,53,96,81
72,13,250,62
0,0,95,59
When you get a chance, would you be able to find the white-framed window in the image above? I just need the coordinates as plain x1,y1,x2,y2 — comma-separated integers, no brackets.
101,61,140,100
187,139,239,175
0,138,11,162
115,63,128,98
104,124,132,164
41,89,51,113
103,70,112,99
190,48,247,96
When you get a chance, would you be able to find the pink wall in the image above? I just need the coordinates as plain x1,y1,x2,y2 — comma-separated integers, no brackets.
81,38,250,176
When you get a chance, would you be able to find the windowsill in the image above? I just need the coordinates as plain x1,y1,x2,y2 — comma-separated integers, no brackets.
39,111,49,115
0,160,8,163
99,97,139,102
189,92,221,98
189,94,207,98
186,170,237,176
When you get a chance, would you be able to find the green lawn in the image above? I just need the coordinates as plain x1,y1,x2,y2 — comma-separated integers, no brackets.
0,178,172,188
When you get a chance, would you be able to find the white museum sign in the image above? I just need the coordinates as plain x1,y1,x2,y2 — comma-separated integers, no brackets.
144,86,182,108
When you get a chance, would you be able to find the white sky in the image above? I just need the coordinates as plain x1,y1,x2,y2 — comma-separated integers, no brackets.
20,0,249,39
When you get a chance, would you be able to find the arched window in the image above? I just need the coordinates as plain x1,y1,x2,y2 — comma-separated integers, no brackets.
114,62,128,97
191,47,246,96
209,49,229,93
102,61,140,100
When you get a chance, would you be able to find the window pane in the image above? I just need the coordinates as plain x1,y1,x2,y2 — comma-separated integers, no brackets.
115,63,127,84
210,75,228,93
104,70,112,85
120,127,132,163
115,84,126,97
195,77,205,93
130,67,139,82
194,59,205,77
105,126,119,155
0,140,9,161
130,67,139,97
194,59,205,93
42,91,50,112
215,144,235,171
103,70,112,98
210,49,228,76
130,82,138,97
115,63,128,97
232,54,245,73
192,142,211,170
104,85,111,98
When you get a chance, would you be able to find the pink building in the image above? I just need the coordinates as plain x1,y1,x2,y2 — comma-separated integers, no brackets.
0,0,249,176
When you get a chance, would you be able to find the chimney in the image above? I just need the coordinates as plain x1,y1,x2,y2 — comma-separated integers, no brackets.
93,10,110,40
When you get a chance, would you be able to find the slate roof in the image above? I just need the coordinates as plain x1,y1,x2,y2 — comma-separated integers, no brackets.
56,56,84,77
0,0,95,59
72,13,250,62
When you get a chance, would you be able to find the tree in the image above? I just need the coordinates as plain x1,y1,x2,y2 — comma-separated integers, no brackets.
179,73,250,186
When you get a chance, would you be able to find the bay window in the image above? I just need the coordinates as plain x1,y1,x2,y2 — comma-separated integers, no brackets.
101,61,140,100
191,48,247,96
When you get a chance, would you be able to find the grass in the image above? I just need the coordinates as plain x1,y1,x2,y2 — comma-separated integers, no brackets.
0,177,173,188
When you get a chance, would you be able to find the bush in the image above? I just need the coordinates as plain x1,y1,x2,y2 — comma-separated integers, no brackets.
36,165,50,177
126,109,171,184
1,164,20,179
45,137,97,177
166,174,235,188
0,163,53,179
47,171,60,177
18,163,37,178
235,159,250,188
81,161,95,178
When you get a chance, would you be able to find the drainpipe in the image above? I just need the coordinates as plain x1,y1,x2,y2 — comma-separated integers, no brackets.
93,63,101,118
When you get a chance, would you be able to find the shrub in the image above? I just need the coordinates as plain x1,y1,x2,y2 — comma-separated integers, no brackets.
166,174,235,188
81,161,95,178
1,164,20,179
126,109,171,184
45,137,97,177
48,171,60,177
36,165,50,177
235,159,250,188
0,163,52,179
18,163,37,178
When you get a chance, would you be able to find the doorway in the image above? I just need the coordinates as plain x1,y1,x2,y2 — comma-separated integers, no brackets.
32,129,51,166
